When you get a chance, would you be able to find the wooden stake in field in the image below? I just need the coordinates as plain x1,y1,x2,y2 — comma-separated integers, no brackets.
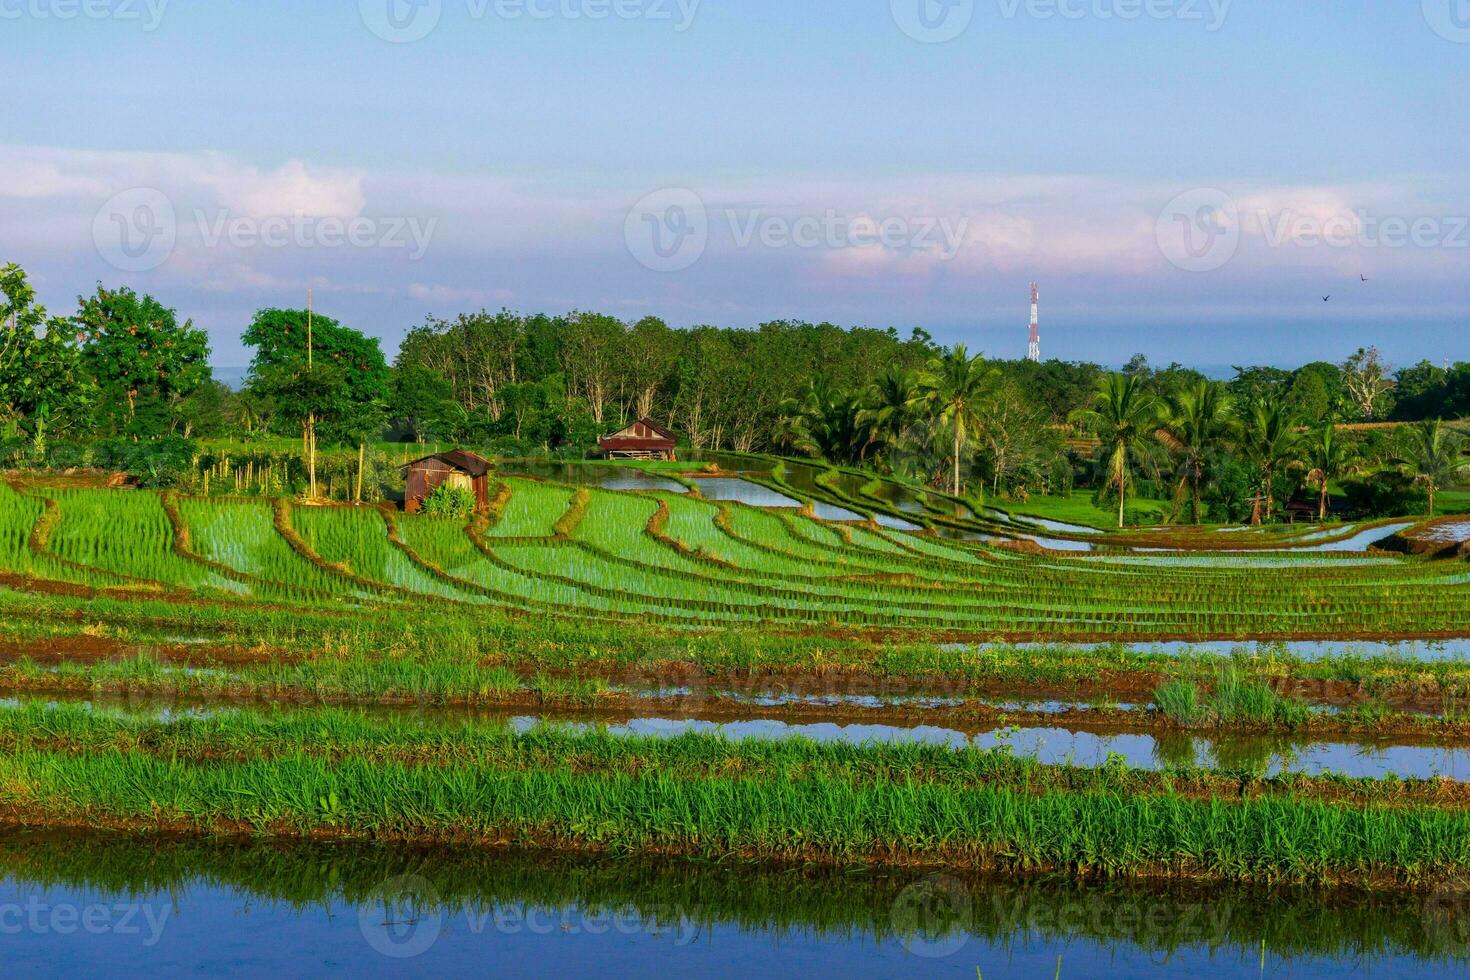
306,289,318,502
356,442,365,503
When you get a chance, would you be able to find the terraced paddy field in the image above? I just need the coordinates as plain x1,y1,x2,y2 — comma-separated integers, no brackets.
3,460,1470,974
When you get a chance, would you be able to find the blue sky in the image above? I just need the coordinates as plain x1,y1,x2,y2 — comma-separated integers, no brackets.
4,1,1468,372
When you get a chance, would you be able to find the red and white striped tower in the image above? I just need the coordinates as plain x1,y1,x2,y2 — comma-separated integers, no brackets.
1027,282,1041,363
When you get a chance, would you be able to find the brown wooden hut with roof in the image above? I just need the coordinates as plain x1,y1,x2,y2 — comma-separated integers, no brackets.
597,418,677,461
401,449,493,513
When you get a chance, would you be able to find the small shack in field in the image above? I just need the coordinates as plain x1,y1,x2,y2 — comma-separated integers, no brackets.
598,419,677,461
401,449,492,513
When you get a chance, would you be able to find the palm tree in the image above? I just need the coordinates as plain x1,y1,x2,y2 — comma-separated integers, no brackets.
1237,401,1300,525
913,345,998,496
1396,419,1470,517
1071,372,1162,528
856,367,918,462
1161,380,1232,524
1301,424,1354,521
774,375,864,463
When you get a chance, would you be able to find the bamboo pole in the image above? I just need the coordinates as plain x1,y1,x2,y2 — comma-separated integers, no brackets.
307,289,317,501
356,443,365,502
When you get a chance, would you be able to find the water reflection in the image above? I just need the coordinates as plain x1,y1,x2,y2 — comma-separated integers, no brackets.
0,831,1459,977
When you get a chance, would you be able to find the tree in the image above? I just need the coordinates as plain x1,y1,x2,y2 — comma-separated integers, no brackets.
1071,373,1162,528
243,308,389,445
1342,347,1393,421
856,367,919,462
389,365,464,443
1395,420,1470,517
774,375,864,463
1301,424,1355,521
914,344,999,496
1237,400,1300,525
1162,380,1232,524
73,285,211,436
0,262,94,451
244,307,389,498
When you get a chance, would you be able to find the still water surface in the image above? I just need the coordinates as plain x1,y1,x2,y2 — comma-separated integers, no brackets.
0,831,1463,978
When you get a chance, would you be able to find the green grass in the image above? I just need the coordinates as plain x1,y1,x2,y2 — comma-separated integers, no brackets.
989,490,1170,530
1,701,1468,885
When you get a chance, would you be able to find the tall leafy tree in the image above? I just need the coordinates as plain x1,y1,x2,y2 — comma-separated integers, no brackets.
243,308,389,445
73,285,211,436
0,263,93,451
1395,420,1470,517
913,345,998,496
1072,372,1162,528
1161,380,1232,524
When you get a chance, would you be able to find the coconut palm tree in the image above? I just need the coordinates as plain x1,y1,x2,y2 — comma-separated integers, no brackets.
774,375,865,463
1301,424,1355,521
1237,400,1301,525
913,345,998,496
1161,380,1232,524
1071,372,1162,528
856,366,918,462
1396,419,1470,517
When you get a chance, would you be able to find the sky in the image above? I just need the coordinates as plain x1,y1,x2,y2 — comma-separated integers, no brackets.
3,0,1468,374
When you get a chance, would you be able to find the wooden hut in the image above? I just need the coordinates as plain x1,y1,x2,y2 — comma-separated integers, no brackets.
401,449,492,513
598,419,677,461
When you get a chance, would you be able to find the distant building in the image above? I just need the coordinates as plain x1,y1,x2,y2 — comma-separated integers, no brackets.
401,449,492,513
598,419,677,461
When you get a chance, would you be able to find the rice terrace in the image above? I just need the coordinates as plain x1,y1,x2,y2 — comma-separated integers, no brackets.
9,4,1470,978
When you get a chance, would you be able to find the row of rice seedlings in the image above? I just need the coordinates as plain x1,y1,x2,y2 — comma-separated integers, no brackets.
39,488,246,595
290,506,489,603
572,492,1016,616
6,712,1470,883
176,498,365,598
488,480,575,539
396,511,656,617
